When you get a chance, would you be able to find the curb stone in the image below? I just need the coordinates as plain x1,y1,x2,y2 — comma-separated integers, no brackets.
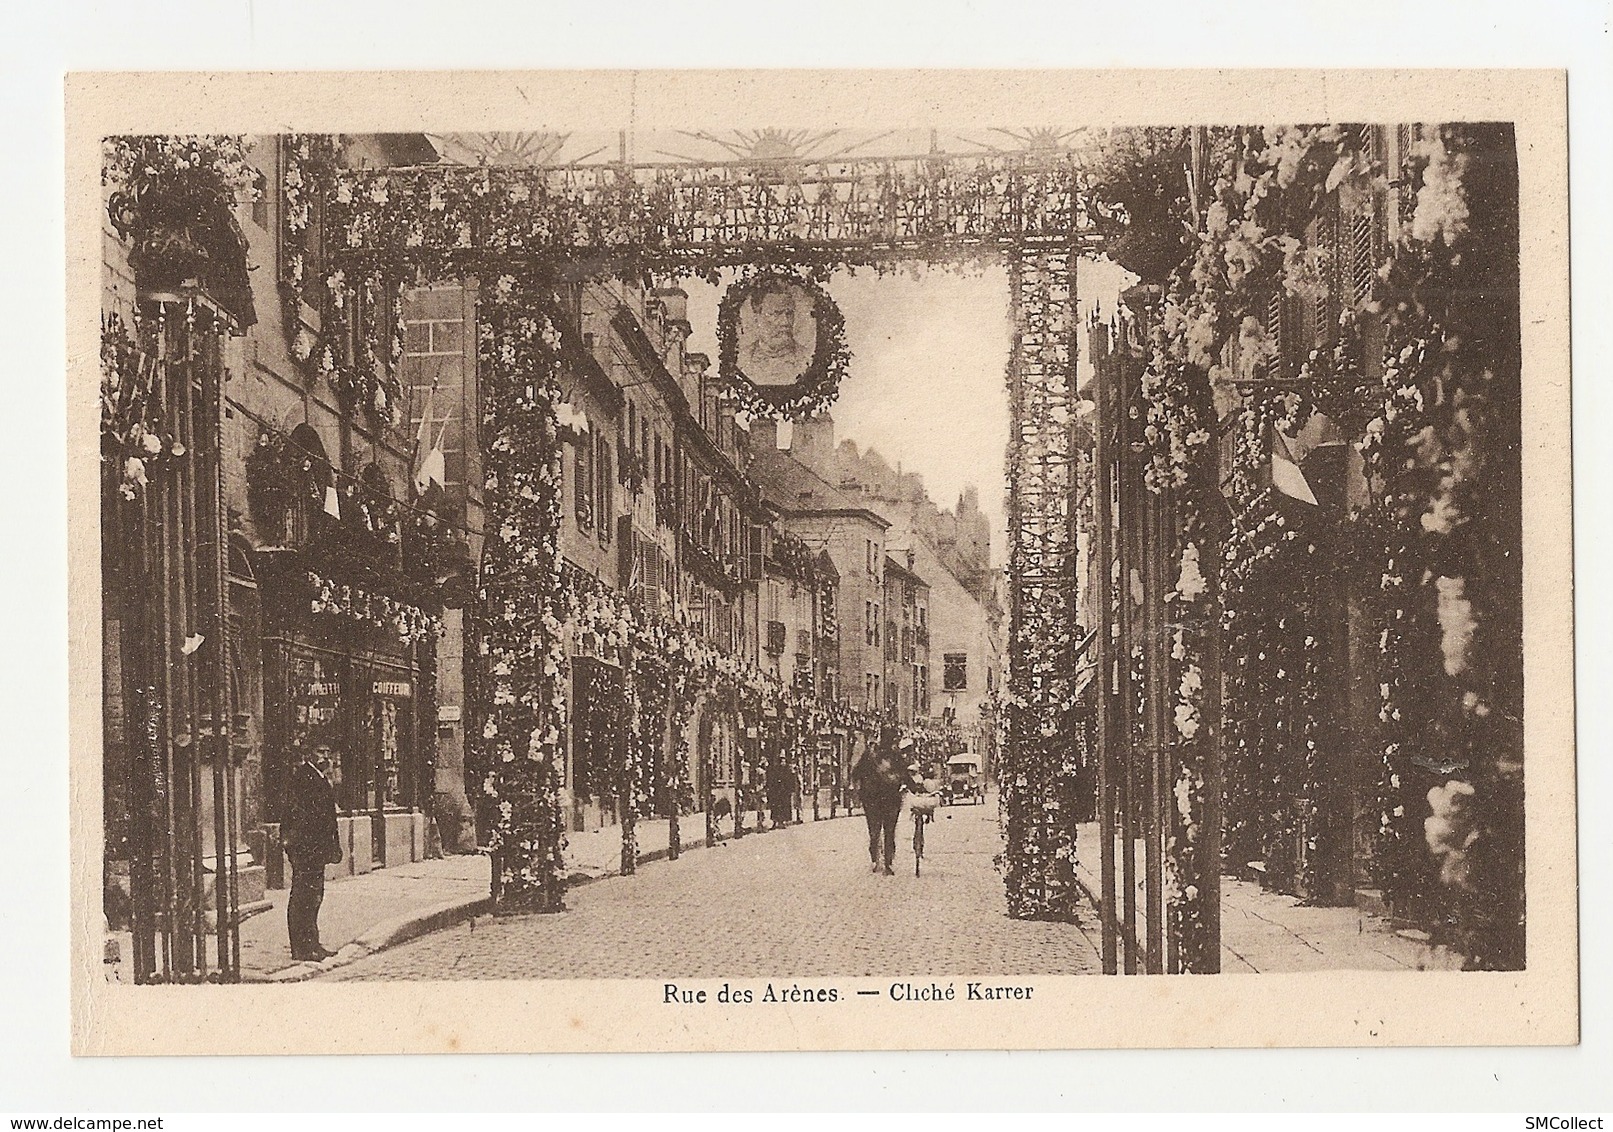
252,893,491,983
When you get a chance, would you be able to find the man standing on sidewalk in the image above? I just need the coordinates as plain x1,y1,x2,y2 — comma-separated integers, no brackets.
286,743,344,961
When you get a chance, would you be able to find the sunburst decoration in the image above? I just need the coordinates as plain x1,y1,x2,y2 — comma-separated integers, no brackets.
427,131,605,167
657,128,895,165
955,126,1092,156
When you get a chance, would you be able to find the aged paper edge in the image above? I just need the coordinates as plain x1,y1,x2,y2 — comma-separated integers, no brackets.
65,68,1577,1055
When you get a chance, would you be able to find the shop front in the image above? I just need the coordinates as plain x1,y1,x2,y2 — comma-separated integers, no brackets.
260,567,437,879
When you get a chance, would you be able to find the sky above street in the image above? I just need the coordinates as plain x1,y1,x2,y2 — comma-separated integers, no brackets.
685,258,1130,566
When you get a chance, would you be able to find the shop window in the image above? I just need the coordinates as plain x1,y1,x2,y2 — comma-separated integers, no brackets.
360,663,416,813
288,648,343,795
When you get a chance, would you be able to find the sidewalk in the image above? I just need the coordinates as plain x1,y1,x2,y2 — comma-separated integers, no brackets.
103,808,857,984
1072,823,1466,972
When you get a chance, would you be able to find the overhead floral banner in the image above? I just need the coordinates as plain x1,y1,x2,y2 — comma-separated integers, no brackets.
324,150,1104,273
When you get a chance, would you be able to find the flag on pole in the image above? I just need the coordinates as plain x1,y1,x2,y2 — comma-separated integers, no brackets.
323,483,342,519
1271,428,1319,506
424,412,451,491
412,385,446,496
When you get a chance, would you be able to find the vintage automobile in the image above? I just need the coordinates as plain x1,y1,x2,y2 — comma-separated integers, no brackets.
941,753,985,805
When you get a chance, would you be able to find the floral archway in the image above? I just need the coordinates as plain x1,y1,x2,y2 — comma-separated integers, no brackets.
295,140,1111,927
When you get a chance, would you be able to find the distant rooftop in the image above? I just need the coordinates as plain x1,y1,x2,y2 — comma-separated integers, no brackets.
748,445,891,529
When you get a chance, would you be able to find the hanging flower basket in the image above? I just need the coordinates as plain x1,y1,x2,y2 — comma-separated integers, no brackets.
127,221,215,294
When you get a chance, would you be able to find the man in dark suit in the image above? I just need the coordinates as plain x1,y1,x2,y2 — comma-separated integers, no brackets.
286,743,344,961
852,726,908,875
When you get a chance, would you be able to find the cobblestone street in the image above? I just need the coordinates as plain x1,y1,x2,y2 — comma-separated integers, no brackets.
322,796,1101,980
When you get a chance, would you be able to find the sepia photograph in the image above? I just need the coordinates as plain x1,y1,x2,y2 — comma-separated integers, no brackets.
65,68,1576,1055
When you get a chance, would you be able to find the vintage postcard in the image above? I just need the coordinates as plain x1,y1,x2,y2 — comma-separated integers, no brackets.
66,68,1575,1054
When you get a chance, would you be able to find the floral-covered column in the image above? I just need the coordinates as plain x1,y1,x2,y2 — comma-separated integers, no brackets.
1001,246,1083,922
474,272,570,914
1137,358,1221,973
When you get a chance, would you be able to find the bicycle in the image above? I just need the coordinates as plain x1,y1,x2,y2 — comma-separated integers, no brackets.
909,792,939,876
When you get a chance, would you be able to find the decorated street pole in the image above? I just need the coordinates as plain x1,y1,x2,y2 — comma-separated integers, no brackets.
475,272,570,915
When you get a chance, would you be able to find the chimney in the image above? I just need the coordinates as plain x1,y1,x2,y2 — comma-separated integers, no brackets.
906,549,916,572
652,286,689,326
793,411,835,467
750,418,779,452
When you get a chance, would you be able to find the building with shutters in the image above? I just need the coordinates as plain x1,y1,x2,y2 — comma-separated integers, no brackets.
746,413,1005,787
746,420,893,720
1084,123,1523,969
881,553,930,725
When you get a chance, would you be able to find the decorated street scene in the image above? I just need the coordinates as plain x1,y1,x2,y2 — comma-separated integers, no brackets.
96,119,1523,985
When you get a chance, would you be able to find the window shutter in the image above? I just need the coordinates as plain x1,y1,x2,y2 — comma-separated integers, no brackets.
1351,190,1377,308
1265,291,1284,380
597,436,613,544
617,516,634,590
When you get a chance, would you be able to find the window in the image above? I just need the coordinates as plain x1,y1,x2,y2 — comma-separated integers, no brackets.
249,168,270,231
596,433,613,543
873,605,880,646
943,653,968,692
574,435,594,529
865,600,874,646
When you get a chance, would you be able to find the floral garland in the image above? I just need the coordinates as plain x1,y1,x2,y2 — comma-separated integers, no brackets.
1214,387,1338,896
101,312,188,500
279,135,406,432
1356,125,1522,967
715,268,851,420
1358,318,1441,917
318,269,406,430
326,151,1097,275
279,133,340,360
678,529,747,594
306,570,438,646
765,529,822,587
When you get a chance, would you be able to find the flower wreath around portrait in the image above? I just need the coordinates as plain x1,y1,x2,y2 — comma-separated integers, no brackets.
715,268,850,420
